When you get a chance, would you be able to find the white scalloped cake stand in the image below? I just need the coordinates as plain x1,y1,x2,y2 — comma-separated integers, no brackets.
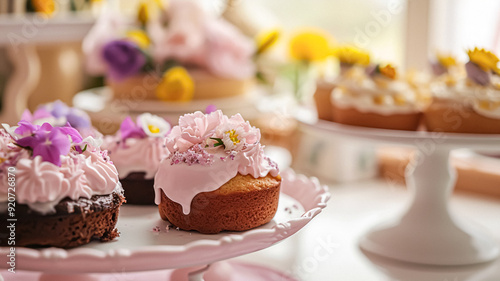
0,170,330,280
310,120,500,265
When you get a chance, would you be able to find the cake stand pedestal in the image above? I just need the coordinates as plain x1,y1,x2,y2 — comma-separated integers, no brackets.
0,170,329,280
310,120,500,265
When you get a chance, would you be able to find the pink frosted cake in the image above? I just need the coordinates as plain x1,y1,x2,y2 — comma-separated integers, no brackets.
0,121,123,248
102,113,170,204
154,110,281,234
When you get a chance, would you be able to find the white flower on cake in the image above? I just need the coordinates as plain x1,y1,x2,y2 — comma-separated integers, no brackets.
80,136,103,150
138,113,171,137
212,114,261,151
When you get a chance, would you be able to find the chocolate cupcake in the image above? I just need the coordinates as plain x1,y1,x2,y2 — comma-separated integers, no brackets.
102,113,170,205
0,121,123,248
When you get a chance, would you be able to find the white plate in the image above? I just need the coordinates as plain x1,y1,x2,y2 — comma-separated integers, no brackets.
0,170,330,274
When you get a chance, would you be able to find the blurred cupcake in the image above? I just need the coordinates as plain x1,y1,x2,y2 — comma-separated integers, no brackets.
103,113,170,204
424,48,500,133
314,46,370,121
331,63,426,130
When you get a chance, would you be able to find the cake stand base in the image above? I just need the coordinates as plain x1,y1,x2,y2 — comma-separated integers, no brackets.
359,147,499,265
1,261,297,281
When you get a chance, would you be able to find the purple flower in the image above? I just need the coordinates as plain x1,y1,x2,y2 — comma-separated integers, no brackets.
431,61,447,76
48,100,70,118
465,61,490,86
120,117,147,140
60,123,83,143
205,104,217,114
20,108,52,123
14,121,40,137
41,100,92,129
16,123,71,167
102,40,146,81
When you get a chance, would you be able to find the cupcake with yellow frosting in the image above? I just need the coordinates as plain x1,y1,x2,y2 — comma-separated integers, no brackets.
331,63,426,130
424,48,500,133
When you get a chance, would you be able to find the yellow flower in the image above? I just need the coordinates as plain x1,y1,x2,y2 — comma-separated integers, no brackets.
156,67,195,102
436,53,456,68
289,29,333,62
255,29,280,55
32,0,56,16
334,46,370,66
137,2,149,26
126,30,151,49
379,64,397,79
467,47,499,72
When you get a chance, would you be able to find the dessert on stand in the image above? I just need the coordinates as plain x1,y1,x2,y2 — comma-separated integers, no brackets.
0,169,329,280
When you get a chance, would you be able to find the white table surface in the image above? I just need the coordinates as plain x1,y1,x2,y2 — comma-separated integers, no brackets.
1,177,499,280
235,177,500,281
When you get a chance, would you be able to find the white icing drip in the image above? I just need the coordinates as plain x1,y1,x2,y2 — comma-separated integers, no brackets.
154,143,279,215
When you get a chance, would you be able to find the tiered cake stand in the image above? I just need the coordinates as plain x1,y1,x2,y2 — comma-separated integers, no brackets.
0,170,329,281
309,120,500,265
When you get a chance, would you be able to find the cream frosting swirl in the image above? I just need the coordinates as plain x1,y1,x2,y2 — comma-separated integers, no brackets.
0,131,121,215
431,78,500,119
154,110,279,215
103,136,169,179
331,76,422,115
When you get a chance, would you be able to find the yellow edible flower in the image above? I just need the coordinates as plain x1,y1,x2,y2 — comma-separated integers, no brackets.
379,64,397,80
289,29,333,62
156,67,195,102
436,53,456,68
256,29,280,55
137,2,149,26
334,46,370,66
467,47,499,72
126,30,151,49
32,0,55,16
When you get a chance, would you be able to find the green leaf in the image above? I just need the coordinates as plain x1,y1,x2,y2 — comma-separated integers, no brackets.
209,137,225,148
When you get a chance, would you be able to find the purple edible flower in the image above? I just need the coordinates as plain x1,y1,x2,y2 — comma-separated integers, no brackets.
365,64,378,77
16,123,71,167
102,40,146,81
48,100,70,118
14,120,40,137
20,108,52,123
205,104,217,114
120,117,147,140
60,123,83,143
431,61,447,76
465,61,490,86
41,100,92,129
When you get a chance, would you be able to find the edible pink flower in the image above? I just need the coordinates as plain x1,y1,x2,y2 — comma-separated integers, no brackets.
82,10,126,76
20,108,52,123
203,19,256,79
120,116,147,140
16,123,72,167
153,0,208,65
166,110,223,152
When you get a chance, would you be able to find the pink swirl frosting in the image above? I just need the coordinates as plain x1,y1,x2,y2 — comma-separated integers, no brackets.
103,136,169,179
0,141,121,215
154,110,279,214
